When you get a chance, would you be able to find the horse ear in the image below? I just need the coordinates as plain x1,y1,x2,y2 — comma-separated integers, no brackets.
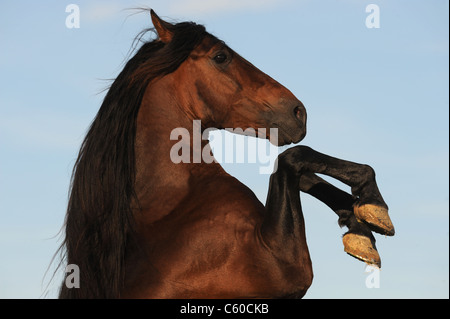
150,10,173,43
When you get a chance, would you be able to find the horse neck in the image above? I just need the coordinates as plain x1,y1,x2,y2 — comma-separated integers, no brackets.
134,76,226,225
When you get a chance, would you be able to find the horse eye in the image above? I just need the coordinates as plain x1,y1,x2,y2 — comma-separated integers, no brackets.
213,53,228,64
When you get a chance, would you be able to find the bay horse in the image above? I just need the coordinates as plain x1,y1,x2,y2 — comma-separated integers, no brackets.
58,10,394,298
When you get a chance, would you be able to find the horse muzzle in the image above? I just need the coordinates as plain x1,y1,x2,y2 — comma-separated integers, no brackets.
268,101,307,146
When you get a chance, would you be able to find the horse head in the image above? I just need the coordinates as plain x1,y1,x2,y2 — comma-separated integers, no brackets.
150,10,307,146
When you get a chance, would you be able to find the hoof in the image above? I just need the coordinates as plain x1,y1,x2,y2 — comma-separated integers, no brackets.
354,204,395,236
343,233,381,268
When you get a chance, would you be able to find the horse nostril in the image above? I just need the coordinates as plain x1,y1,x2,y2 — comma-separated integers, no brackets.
293,106,302,120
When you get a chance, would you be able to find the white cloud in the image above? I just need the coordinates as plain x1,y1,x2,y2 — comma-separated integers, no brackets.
167,0,290,17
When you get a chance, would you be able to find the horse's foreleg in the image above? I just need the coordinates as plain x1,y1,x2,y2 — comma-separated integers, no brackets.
260,160,313,298
299,172,381,267
277,145,394,237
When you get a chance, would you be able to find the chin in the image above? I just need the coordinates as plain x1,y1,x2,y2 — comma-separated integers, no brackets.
269,130,306,147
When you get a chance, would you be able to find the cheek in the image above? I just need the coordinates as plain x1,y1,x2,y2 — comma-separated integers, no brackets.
194,70,242,117
204,67,242,99
194,58,242,99
194,79,228,120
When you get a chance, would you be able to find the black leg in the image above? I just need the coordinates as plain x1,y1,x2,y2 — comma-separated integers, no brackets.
261,157,314,297
277,146,394,236
262,163,310,259
298,172,369,236
298,172,381,266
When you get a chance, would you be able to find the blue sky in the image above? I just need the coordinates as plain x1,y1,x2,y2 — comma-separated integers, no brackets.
0,0,448,298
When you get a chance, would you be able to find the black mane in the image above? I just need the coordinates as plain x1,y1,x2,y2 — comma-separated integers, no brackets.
58,15,206,298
